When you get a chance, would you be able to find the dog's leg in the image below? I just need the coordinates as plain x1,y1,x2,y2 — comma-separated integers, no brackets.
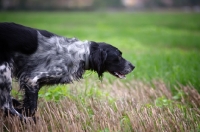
23,87,39,117
0,63,23,119
12,98,22,107
12,97,23,113
20,76,39,117
19,71,63,117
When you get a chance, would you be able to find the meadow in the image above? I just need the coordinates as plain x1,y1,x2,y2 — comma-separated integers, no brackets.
0,11,200,131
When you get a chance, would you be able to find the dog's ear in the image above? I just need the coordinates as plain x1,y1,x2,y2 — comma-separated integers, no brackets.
89,42,107,79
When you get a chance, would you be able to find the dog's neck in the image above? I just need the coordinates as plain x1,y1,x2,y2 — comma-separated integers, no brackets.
66,39,91,70
84,42,90,70
37,32,91,70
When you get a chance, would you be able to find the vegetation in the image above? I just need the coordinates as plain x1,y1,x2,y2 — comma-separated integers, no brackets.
0,12,200,131
2,80,200,131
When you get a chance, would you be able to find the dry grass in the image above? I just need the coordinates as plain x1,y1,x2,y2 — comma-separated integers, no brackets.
1,80,200,132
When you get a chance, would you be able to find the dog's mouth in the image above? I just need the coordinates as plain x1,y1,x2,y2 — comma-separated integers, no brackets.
109,71,126,79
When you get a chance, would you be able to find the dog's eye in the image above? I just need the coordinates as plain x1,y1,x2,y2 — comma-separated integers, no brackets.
113,56,121,62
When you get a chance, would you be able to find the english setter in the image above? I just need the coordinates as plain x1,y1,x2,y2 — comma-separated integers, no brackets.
0,22,134,120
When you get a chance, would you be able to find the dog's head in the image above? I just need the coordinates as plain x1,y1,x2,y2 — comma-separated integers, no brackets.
89,41,135,79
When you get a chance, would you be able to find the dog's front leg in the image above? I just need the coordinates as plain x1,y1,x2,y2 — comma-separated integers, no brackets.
20,77,39,117
23,86,39,117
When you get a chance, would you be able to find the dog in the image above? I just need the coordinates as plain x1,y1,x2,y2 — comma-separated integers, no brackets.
0,22,134,120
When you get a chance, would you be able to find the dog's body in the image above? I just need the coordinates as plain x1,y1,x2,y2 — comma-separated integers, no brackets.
0,22,134,119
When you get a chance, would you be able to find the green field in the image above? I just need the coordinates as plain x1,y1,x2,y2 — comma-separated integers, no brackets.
0,12,200,131
1,11,199,91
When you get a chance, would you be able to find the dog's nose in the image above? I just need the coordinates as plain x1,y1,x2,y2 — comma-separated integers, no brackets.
129,63,135,70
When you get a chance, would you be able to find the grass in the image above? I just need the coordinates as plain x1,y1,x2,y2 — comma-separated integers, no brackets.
1,80,200,131
0,11,200,131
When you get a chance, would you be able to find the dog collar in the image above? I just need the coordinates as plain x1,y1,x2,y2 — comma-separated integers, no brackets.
84,41,90,70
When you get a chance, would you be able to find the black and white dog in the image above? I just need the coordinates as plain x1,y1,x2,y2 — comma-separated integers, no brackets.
0,22,134,119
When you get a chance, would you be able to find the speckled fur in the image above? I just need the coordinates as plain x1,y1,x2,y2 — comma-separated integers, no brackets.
0,62,22,118
14,32,90,85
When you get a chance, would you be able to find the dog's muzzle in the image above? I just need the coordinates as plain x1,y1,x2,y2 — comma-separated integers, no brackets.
112,62,135,79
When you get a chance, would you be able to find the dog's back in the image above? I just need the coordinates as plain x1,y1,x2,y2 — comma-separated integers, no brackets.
0,22,57,64
0,23,38,55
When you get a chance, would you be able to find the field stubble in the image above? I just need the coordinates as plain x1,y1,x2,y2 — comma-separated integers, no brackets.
1,79,199,132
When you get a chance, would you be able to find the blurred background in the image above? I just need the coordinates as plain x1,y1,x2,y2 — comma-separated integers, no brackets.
1,0,200,11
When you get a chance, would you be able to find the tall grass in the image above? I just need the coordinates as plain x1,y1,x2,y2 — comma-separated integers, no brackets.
1,80,200,131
